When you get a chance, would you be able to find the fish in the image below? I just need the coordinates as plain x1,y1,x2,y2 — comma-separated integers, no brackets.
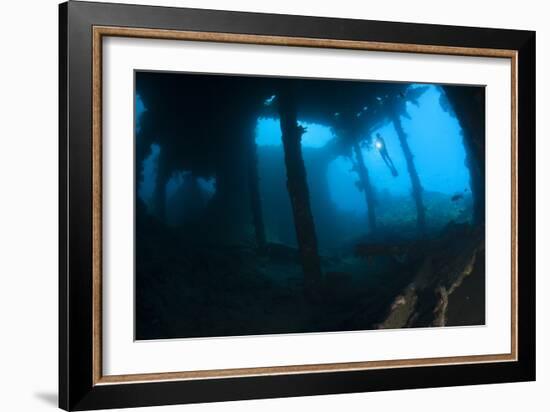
451,193,464,202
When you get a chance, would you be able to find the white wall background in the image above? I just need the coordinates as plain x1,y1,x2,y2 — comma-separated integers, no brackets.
0,0,546,411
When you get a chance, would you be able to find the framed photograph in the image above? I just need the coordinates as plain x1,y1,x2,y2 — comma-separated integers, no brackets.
59,1,535,410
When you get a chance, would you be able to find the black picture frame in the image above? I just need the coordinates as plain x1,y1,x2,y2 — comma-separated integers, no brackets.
59,1,536,410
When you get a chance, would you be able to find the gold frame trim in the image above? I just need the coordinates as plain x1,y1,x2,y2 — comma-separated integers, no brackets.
92,26,518,386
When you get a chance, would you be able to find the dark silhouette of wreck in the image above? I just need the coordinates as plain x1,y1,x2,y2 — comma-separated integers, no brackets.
135,72,486,340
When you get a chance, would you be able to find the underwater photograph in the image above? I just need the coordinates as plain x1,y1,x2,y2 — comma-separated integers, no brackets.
134,71,486,340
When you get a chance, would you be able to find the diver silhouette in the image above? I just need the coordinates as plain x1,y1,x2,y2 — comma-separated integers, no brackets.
374,133,398,177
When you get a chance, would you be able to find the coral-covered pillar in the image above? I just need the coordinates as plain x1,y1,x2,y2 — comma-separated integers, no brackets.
392,113,426,234
246,125,267,252
277,84,323,297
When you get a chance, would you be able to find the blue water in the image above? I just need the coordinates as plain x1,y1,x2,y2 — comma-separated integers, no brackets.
256,85,469,216
135,94,146,133
256,118,336,148
138,143,160,210
136,84,471,235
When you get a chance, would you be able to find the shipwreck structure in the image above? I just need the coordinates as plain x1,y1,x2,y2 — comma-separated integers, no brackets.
136,72,485,321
